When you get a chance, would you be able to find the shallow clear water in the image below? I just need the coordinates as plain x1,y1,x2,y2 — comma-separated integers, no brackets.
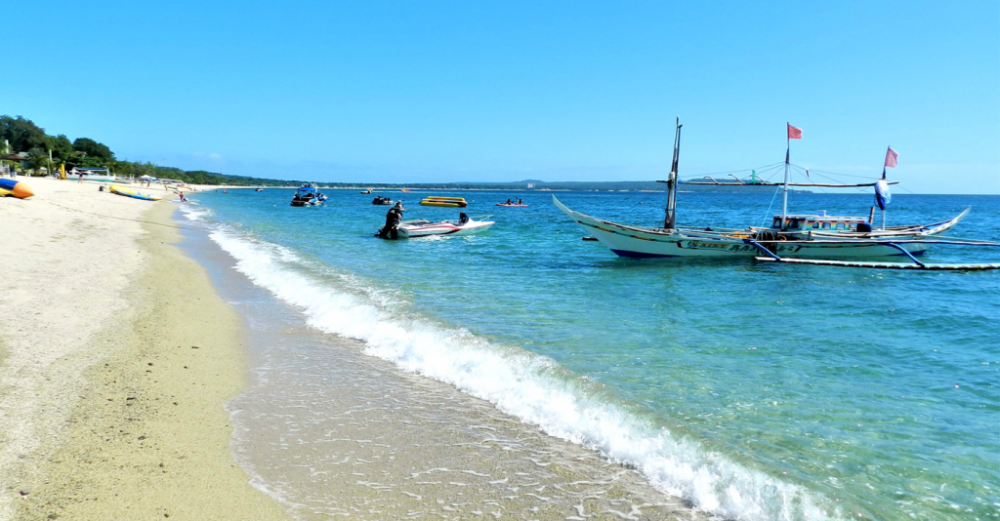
179,188,1000,521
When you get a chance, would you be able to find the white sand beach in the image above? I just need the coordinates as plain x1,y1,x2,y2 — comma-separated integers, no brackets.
0,177,289,520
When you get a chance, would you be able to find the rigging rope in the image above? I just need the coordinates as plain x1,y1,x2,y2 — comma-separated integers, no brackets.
760,184,783,227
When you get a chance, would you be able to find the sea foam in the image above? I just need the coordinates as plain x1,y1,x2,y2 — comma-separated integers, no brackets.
202,222,843,521
176,200,213,222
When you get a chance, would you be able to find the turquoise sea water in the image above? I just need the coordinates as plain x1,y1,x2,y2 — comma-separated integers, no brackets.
178,189,999,521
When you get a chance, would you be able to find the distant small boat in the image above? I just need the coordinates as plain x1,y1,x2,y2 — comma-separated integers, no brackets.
372,196,393,205
496,203,527,207
361,188,373,194
255,187,264,192
110,184,161,201
420,196,467,208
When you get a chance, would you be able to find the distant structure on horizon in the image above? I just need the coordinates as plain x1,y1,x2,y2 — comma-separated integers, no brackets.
678,176,807,193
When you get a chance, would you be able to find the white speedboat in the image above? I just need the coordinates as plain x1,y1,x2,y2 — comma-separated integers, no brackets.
397,215,494,238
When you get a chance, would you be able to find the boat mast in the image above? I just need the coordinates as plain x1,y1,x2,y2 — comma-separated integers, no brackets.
663,117,682,230
781,124,791,230
881,164,887,230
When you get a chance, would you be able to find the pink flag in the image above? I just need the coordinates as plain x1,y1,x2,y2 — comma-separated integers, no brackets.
884,147,898,168
787,124,802,140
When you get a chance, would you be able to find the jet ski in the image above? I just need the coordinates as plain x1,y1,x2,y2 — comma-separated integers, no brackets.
291,184,325,206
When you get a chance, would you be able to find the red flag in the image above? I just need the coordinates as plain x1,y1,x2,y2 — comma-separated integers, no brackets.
884,147,898,168
787,124,802,140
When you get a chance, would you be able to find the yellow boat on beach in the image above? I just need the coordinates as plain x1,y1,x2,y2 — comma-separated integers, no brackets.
110,184,162,201
419,196,468,208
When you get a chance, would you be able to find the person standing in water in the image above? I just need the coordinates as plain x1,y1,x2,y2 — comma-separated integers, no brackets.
380,201,405,239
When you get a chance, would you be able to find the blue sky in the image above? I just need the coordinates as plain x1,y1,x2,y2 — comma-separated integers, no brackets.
3,1,998,193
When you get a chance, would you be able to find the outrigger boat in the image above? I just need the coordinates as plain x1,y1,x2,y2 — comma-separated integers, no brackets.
555,118,1000,270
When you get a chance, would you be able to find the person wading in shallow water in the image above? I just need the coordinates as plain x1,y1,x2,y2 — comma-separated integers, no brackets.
380,201,404,239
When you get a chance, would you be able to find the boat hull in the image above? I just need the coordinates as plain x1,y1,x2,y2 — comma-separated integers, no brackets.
554,196,945,260
420,201,467,208
397,220,494,238
604,238,930,259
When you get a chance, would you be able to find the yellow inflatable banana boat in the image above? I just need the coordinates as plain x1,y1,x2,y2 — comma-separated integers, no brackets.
110,184,162,201
0,179,33,199
419,196,468,208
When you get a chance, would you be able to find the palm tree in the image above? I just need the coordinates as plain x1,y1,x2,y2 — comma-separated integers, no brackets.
27,148,49,176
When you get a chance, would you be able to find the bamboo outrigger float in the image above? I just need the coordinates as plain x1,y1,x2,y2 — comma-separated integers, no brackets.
754,256,1000,270
555,119,1000,270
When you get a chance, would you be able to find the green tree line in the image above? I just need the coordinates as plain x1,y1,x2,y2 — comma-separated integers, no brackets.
1,114,676,192
0,115,305,187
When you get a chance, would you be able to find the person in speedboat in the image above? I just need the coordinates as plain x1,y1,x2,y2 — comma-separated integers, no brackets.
458,212,469,225
379,201,405,239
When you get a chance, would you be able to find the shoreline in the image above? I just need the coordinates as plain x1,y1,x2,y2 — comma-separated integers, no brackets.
177,188,703,520
0,178,289,520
